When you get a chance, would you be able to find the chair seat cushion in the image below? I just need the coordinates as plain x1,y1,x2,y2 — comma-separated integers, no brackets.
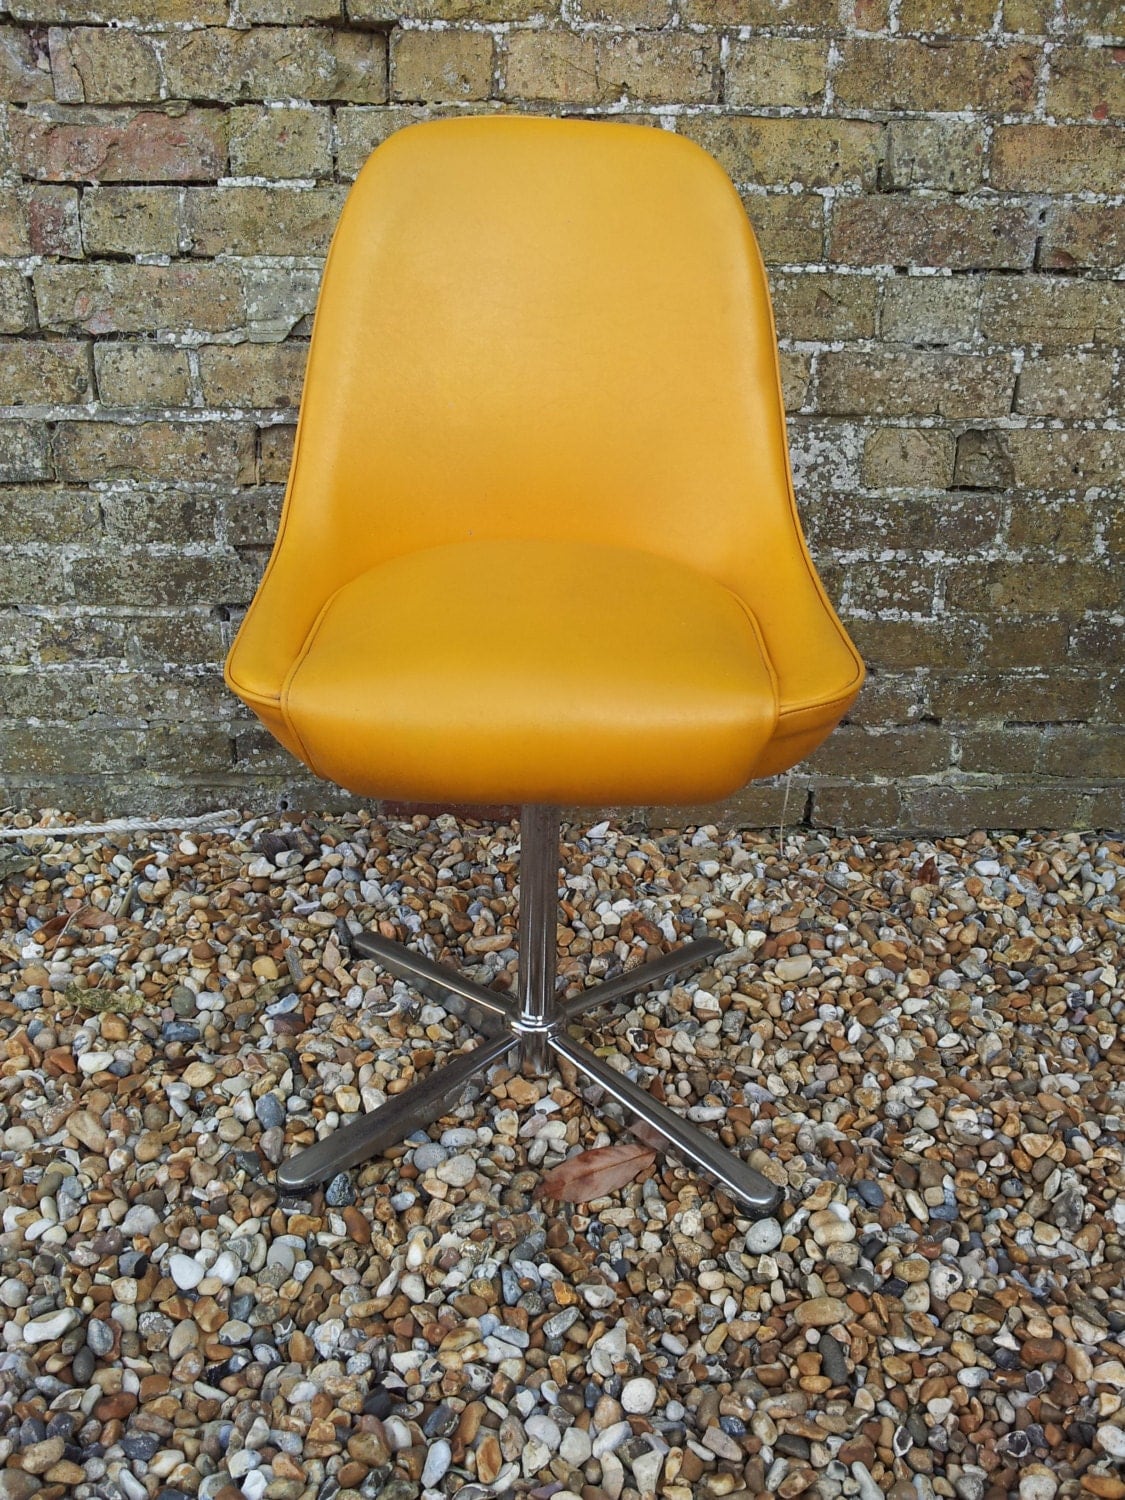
279,538,780,805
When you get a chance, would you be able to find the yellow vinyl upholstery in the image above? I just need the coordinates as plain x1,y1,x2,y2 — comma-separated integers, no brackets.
225,116,864,806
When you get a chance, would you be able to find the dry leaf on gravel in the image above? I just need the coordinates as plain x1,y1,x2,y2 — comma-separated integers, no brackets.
538,1143,656,1203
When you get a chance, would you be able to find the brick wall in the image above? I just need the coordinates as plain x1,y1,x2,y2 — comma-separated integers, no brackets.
0,0,1122,832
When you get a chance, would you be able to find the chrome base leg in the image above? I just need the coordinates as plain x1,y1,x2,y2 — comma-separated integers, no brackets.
550,1031,781,1215
556,935,725,1025
273,808,782,1217
276,1030,515,1192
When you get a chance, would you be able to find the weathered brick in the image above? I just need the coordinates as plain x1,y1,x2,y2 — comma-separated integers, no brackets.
11,105,227,183
980,276,1125,346
830,197,1035,270
1040,204,1125,273
742,194,825,264
1006,494,1098,554
945,562,1116,614
0,550,66,605
678,116,885,190
1,24,53,101
807,725,952,776
391,27,494,103
95,669,236,722
1001,0,1051,31
241,0,340,18
221,486,284,546
68,550,253,607
242,267,322,342
595,32,720,103
884,118,985,192
28,185,82,257
850,615,1069,670
0,422,50,482
898,0,995,33
349,0,556,16
0,489,100,544
1087,786,1125,830
162,28,388,105
1099,494,1125,557
962,618,1073,670
807,490,1002,551
1008,0,1116,31
0,188,31,257
80,186,181,255
54,420,256,483
503,30,599,104
35,264,245,335
991,125,1124,193
834,39,1039,112
127,612,225,667
1070,615,1125,668
862,428,956,489
572,0,670,21
0,340,92,405
843,563,940,614
680,0,835,22
259,423,295,482
929,671,1102,722
726,38,829,108
337,103,431,177
0,269,34,335
1014,353,1115,418
1046,45,1125,120
902,782,1087,833
1008,428,1125,491
1037,728,1125,779
100,492,222,546
198,343,307,407
790,418,864,493
779,351,812,409
953,429,1014,490
229,105,332,180
811,781,903,832
769,271,878,340
8,0,226,23
183,186,346,256
880,276,981,344
816,350,1014,418
48,25,161,104
843,671,926,725
94,343,192,407
958,727,1042,775
0,611,72,669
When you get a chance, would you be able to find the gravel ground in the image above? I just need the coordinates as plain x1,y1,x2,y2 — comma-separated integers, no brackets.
0,808,1122,1500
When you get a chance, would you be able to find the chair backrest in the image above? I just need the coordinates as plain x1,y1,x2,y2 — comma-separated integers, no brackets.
247,115,808,694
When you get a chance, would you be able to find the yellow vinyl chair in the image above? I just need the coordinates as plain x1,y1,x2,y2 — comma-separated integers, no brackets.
225,116,864,1215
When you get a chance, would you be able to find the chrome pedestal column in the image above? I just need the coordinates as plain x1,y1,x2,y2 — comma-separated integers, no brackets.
276,806,781,1216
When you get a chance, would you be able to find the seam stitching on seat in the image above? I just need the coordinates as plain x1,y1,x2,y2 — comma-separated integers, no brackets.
723,587,782,763
746,214,866,707
223,184,361,707
279,583,349,776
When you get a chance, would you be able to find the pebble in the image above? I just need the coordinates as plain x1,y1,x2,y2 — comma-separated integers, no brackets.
412,1142,448,1171
421,1439,451,1486
744,1217,782,1253
0,812,1119,1500
621,1377,657,1414
168,1254,205,1290
435,1153,476,1186
22,1309,80,1343
793,1297,849,1328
